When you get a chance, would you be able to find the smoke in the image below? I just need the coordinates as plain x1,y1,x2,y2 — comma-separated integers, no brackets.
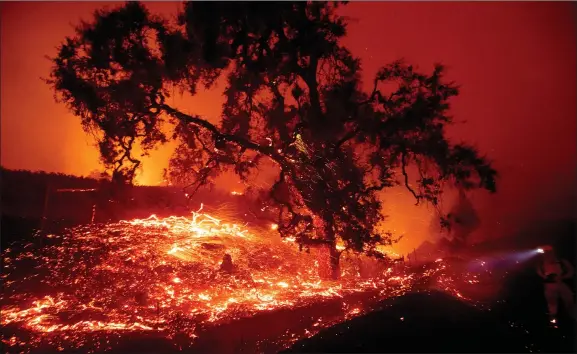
427,189,480,243
448,189,481,243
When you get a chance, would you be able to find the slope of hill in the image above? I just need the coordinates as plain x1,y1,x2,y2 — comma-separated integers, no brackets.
285,290,575,353
0,167,256,244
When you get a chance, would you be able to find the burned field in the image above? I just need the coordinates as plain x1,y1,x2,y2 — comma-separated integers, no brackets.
1,206,488,354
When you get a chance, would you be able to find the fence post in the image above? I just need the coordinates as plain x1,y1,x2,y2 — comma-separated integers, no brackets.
39,182,51,245
91,204,96,224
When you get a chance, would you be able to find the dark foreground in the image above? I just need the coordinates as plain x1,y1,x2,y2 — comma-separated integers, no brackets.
286,291,575,353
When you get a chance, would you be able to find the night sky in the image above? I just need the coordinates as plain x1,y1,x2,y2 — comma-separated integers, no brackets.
1,2,575,253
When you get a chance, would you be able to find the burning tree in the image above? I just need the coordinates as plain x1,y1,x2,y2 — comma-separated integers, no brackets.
47,2,496,279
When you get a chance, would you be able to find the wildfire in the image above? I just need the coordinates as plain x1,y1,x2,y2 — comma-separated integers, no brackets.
1,205,483,353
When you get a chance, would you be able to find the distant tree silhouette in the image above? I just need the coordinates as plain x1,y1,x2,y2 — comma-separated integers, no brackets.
448,188,480,243
47,2,497,279
88,169,111,181
1,167,101,189
1,167,227,225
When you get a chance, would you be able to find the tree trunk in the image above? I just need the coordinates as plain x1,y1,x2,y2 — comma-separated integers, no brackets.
321,218,341,280
329,244,341,280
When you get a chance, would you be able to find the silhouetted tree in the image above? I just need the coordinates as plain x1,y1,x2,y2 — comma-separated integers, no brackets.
448,188,480,243
88,169,111,181
47,2,497,279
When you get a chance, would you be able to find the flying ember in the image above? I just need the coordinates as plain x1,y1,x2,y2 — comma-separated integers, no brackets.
1,205,478,353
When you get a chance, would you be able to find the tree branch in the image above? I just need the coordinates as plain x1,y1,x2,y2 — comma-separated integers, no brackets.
401,151,420,205
160,104,287,167
334,124,360,151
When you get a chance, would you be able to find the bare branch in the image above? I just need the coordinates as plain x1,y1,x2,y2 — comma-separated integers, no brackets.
401,152,420,205
160,104,288,167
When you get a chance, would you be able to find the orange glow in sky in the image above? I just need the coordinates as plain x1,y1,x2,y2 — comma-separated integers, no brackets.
1,2,575,253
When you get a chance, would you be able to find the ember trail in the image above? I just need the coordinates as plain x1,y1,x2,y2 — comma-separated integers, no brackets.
1,206,472,353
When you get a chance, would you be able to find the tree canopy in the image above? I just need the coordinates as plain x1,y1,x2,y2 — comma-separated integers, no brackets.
47,1,497,279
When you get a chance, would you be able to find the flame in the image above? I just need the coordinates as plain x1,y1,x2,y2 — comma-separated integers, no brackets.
1,207,484,352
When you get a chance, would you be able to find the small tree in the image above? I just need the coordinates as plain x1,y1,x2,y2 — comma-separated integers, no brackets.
88,169,111,181
47,2,496,279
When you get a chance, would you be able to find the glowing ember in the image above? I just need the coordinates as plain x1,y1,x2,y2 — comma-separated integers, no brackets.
1,206,481,352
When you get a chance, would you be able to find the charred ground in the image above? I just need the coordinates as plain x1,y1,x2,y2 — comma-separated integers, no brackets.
1,168,576,353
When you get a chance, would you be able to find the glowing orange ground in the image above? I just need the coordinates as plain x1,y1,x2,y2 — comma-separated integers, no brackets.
1,206,482,353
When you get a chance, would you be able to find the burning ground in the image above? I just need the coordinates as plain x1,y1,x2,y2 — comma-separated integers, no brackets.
1,205,489,353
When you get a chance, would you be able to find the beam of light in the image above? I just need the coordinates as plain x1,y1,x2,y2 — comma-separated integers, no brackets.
508,249,544,261
466,248,544,273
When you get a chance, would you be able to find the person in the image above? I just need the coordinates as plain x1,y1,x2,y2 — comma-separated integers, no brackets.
536,245,575,324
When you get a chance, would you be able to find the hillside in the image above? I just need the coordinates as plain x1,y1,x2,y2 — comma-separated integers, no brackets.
0,167,256,243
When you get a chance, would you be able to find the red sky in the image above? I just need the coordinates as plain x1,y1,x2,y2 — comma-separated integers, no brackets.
1,2,575,252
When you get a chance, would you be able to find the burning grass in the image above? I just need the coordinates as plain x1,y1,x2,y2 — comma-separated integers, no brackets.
1,205,484,353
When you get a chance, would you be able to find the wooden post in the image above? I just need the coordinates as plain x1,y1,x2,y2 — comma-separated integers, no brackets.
90,204,96,224
39,182,51,245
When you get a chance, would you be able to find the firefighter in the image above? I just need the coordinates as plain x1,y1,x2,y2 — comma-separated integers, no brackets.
536,245,575,324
